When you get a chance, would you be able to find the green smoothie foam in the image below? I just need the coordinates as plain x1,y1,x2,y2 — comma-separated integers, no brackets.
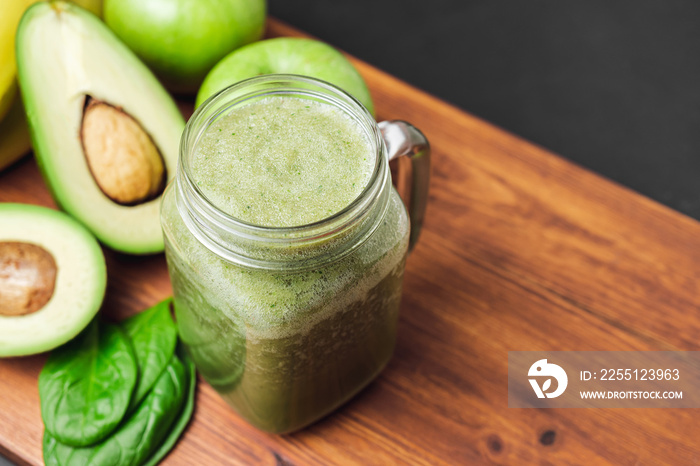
162,94,409,433
191,97,374,227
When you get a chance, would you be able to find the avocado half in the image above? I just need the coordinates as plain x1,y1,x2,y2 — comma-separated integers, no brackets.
16,2,185,254
0,203,106,357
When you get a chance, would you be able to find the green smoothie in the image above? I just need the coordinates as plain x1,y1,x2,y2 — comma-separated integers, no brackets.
191,97,375,227
162,95,409,433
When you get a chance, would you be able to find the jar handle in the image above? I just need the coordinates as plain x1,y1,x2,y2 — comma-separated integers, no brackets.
379,120,431,251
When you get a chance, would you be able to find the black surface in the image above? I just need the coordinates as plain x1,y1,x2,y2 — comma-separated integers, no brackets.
270,0,700,219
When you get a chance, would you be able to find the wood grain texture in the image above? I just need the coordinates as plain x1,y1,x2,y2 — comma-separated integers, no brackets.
1,18,699,465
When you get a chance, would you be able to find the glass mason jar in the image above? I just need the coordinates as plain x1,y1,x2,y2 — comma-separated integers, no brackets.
161,75,430,433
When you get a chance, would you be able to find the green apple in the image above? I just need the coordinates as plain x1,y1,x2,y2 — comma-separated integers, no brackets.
196,37,374,115
104,0,266,92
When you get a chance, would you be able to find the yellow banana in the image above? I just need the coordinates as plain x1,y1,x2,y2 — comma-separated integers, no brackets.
0,0,102,171
0,93,31,171
0,0,38,122
0,0,102,123
73,0,102,17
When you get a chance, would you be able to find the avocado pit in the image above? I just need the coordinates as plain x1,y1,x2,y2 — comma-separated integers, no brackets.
81,97,166,206
0,241,57,316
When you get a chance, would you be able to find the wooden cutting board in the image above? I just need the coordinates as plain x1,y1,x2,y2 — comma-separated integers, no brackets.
1,19,699,465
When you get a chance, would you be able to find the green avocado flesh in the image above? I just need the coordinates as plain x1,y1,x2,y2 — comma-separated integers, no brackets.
16,1,185,254
0,203,106,357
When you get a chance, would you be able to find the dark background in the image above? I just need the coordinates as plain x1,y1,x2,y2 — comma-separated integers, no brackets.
270,0,700,219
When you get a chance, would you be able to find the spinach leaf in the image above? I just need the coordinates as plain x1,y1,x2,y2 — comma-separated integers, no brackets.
39,319,137,447
43,355,187,466
122,298,178,411
142,345,197,466
43,431,91,466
